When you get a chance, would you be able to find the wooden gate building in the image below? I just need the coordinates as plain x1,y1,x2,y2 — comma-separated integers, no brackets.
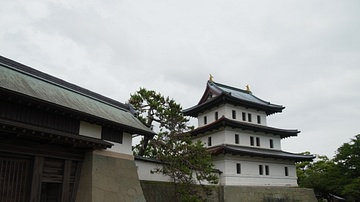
0,56,154,202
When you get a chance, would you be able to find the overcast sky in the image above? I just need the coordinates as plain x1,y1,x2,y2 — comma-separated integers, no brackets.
1,0,359,158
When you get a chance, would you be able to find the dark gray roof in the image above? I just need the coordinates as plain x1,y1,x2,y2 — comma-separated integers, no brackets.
0,55,155,136
190,117,299,139
183,81,284,116
211,81,283,109
208,144,314,161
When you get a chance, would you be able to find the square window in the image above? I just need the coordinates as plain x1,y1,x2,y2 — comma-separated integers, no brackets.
215,112,218,120
285,167,289,176
257,115,261,124
250,136,254,146
235,134,239,144
248,113,252,122
242,112,246,121
256,137,260,146
232,110,236,119
204,116,207,124
236,163,241,174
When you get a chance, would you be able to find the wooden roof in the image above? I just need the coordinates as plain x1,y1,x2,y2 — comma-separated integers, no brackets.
190,116,299,139
183,80,284,116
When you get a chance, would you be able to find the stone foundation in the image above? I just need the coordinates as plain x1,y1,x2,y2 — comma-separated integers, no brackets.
223,186,317,202
140,180,317,202
76,151,145,202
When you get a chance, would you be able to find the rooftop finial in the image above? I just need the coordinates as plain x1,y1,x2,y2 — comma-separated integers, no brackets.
209,74,214,82
246,84,251,92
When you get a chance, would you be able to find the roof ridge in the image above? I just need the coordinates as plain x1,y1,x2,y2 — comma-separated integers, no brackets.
0,55,129,111
211,81,250,94
211,80,284,108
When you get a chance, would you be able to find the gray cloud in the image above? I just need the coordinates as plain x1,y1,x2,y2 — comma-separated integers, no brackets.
1,0,359,158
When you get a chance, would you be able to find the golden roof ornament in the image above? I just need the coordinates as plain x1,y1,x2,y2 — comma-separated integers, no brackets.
246,84,251,92
209,74,214,82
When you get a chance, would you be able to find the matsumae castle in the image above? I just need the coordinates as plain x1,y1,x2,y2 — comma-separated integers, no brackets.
0,55,316,202
182,78,314,186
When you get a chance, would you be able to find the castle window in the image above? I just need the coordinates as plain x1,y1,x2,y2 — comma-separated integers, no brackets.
236,163,241,174
285,167,289,176
204,116,207,124
270,139,274,148
256,137,260,146
250,136,254,146
265,165,269,175
259,165,263,175
248,113,252,122
232,110,236,119
215,112,218,120
208,136,212,146
242,112,246,121
102,127,123,143
257,115,261,124
235,134,239,144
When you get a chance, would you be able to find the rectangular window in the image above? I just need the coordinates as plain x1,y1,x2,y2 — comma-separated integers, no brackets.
270,139,274,148
232,110,236,119
236,163,241,174
102,127,123,143
215,112,218,120
256,137,260,146
285,167,289,176
248,113,252,122
257,115,261,124
208,136,212,146
250,136,254,146
242,112,246,121
235,134,239,144
259,165,263,175
204,116,207,124
265,165,269,175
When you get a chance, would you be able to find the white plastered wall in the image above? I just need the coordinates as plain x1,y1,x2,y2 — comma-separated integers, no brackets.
213,155,297,186
79,121,133,155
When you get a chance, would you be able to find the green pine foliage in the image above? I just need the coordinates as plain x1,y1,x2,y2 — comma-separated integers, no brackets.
129,88,218,202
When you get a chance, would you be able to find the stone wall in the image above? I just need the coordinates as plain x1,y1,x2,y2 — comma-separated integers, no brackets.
76,151,146,202
140,180,317,202
223,186,317,202
140,181,222,202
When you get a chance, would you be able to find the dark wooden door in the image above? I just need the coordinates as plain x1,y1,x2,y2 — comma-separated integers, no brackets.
0,154,32,202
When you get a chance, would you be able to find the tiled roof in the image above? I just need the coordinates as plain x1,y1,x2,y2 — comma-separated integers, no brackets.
183,81,284,116
0,55,155,136
190,117,299,139
208,144,314,162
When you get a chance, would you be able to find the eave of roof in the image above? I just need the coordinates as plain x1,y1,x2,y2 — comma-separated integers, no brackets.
189,117,299,139
0,118,113,150
0,56,155,137
183,81,284,117
208,144,314,162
